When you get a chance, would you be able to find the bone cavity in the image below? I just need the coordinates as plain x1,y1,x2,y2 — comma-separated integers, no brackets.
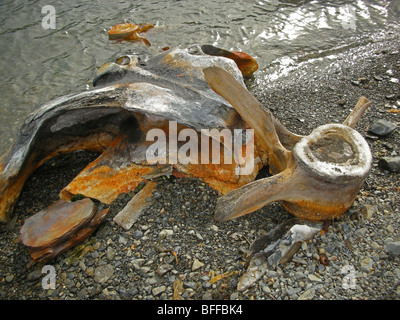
293,124,372,183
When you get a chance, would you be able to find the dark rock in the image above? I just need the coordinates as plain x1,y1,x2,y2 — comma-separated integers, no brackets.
27,269,42,281
367,119,397,137
378,157,400,173
132,230,144,239
385,242,400,255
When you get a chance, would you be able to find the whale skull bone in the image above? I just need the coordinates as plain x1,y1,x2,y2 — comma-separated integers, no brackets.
203,67,372,221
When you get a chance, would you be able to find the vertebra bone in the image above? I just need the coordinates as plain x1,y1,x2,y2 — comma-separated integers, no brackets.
204,67,372,221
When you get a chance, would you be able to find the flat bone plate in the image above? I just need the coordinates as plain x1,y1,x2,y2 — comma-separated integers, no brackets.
20,198,96,249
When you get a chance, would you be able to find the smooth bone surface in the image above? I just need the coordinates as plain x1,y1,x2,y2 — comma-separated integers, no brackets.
204,67,372,222
20,198,108,262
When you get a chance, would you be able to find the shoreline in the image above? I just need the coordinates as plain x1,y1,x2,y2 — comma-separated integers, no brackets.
0,37,399,300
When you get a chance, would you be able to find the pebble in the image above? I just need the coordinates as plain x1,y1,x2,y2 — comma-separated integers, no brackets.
378,156,400,173
5,275,14,283
361,204,377,220
106,247,115,260
192,258,204,271
152,286,166,296
385,242,400,255
156,264,173,277
94,265,114,283
360,257,373,273
367,119,397,137
159,229,173,237
132,230,143,239
308,274,322,282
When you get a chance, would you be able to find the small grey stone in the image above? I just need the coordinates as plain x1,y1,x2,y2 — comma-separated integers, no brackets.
368,119,397,137
202,292,213,300
308,274,322,282
156,264,173,277
202,281,212,289
118,236,128,245
361,204,377,220
106,247,116,261
27,269,42,281
77,288,88,299
230,292,239,300
94,265,114,283
184,281,198,290
378,157,400,173
132,230,144,239
152,285,166,296
160,229,174,237
360,257,373,272
385,94,398,100
385,242,400,255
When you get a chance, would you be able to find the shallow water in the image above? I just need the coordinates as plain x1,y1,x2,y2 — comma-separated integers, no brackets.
0,0,399,155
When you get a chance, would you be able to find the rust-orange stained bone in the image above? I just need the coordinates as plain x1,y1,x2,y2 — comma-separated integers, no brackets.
204,67,372,222
0,45,258,224
201,45,258,77
108,23,154,46
20,198,108,262
1,43,374,269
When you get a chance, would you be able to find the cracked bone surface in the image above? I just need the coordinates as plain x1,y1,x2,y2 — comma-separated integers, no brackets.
0,45,258,224
204,67,372,222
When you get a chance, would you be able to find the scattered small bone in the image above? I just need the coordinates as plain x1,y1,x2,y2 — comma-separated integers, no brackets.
113,181,157,230
237,218,323,291
237,255,268,292
279,241,302,265
142,165,173,180
209,271,238,284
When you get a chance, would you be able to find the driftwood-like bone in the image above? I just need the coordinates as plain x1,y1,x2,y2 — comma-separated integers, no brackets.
204,67,372,221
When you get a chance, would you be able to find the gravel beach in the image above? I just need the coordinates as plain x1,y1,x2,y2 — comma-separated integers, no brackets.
1,34,399,301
